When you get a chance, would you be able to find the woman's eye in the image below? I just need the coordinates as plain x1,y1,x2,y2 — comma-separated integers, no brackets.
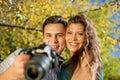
78,33,84,35
67,32,72,34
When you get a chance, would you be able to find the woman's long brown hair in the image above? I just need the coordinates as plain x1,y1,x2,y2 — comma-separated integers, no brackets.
64,14,102,80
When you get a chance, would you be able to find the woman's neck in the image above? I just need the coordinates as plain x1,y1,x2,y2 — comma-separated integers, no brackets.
71,52,92,80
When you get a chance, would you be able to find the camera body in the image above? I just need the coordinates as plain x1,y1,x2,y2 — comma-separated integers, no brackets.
20,43,59,80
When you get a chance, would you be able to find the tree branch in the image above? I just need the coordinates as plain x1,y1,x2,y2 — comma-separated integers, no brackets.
79,1,120,13
0,23,42,32
0,1,119,32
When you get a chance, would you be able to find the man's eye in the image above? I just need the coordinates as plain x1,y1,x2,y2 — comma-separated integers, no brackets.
46,34,51,37
57,34,64,37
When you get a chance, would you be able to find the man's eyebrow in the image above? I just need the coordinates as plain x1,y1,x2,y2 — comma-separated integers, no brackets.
44,33,51,34
45,33,64,34
57,33,64,35
44,33,51,36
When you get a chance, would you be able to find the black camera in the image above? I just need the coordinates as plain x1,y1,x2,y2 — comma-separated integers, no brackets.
20,43,60,80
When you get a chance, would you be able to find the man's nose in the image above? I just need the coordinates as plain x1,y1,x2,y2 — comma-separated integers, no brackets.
52,36,58,43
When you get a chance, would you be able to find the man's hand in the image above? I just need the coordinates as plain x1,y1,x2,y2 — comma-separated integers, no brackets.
0,55,30,80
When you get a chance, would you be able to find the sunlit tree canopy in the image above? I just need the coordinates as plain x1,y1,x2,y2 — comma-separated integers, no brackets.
0,0,120,79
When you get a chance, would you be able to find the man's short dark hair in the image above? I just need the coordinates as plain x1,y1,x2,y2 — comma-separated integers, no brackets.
42,16,67,34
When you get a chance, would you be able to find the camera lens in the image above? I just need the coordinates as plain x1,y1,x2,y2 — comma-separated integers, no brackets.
25,64,43,80
25,53,52,80
27,68,38,79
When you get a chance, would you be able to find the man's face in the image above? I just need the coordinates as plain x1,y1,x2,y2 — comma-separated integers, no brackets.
43,23,66,54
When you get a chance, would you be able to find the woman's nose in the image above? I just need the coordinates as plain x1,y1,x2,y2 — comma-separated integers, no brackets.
72,34,77,41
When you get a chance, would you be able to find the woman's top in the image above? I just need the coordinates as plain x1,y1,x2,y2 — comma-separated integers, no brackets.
58,63,103,80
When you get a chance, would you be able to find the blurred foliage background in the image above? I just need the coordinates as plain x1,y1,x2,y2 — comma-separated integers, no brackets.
0,0,120,80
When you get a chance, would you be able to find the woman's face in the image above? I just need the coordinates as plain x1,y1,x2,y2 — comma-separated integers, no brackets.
66,23,86,56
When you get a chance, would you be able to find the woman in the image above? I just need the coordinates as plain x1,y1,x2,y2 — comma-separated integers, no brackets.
58,14,103,80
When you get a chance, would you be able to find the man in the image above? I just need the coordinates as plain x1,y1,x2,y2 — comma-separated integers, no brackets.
0,15,67,80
